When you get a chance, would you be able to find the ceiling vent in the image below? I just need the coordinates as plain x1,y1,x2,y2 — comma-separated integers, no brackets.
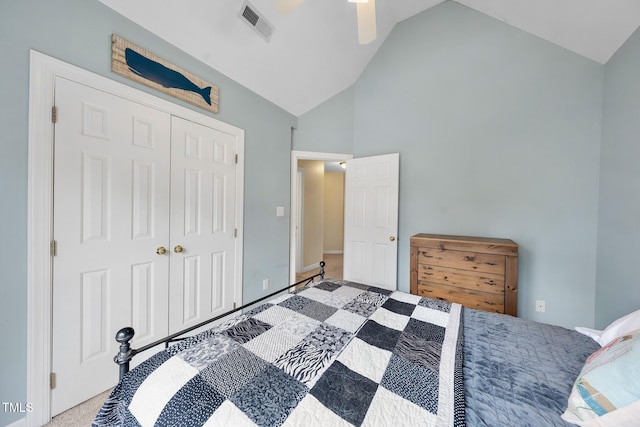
239,1,275,42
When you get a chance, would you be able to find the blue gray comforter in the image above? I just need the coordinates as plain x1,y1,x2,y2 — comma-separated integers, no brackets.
463,308,599,427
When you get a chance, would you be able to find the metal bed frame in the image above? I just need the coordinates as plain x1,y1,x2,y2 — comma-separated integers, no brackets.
114,261,326,380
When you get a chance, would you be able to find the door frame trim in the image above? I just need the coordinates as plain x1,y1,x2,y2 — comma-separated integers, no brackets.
27,50,244,425
296,168,304,274
289,151,352,285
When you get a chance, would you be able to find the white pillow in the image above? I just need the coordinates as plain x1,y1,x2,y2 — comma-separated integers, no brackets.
574,326,603,342
561,330,640,426
577,400,640,427
576,309,640,346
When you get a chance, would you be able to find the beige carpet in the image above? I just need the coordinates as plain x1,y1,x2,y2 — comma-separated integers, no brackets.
45,389,111,426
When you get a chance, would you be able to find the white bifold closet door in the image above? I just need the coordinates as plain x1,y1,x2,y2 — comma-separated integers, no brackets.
51,77,237,415
168,117,237,334
52,77,172,415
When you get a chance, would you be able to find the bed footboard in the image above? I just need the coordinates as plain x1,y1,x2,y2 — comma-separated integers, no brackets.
114,261,325,380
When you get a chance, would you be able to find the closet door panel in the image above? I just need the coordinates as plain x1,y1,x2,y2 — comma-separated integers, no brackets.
51,77,171,414
169,116,237,333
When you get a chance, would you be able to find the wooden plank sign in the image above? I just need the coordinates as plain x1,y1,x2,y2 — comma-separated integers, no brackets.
112,34,219,113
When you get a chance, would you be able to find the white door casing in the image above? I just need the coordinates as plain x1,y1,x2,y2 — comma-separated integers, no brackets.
169,116,237,333
52,77,172,414
343,153,399,290
296,168,304,274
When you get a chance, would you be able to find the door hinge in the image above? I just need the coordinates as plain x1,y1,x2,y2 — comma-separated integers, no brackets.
50,240,57,257
233,302,237,310
51,106,58,123
50,373,56,390
235,154,238,164
233,228,238,238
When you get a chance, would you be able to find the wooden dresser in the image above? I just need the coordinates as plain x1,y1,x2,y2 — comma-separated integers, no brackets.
410,233,518,316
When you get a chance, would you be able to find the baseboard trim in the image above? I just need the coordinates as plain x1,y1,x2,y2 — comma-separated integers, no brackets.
301,262,320,273
323,250,343,255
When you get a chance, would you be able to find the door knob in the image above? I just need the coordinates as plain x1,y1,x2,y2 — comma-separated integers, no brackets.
174,245,184,253
156,246,167,255
389,236,396,242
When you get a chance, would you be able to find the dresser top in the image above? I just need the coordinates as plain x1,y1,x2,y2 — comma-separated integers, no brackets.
411,233,517,248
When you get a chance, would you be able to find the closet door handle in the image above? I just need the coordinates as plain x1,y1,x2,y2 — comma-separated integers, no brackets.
174,245,184,253
156,246,167,255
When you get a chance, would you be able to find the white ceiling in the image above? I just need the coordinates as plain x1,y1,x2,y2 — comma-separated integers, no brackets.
99,0,640,116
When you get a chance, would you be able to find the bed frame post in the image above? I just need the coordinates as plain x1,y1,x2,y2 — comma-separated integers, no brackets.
114,327,135,380
319,260,325,279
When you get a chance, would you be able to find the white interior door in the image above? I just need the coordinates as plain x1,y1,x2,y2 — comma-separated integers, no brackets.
343,153,399,290
169,116,237,333
51,77,171,414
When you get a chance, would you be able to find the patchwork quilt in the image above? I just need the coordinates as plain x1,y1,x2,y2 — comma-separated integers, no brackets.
94,280,465,427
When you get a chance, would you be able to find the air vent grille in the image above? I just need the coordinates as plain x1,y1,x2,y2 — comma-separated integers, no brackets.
239,1,275,42
242,5,259,26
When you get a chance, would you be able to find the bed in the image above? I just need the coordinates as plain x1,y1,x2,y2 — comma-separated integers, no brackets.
93,273,626,427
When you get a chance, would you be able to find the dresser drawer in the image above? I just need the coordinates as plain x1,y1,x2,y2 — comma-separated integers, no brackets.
416,282,505,313
417,263,504,294
416,247,505,276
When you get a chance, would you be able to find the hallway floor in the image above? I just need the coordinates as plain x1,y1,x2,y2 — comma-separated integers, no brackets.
295,253,343,283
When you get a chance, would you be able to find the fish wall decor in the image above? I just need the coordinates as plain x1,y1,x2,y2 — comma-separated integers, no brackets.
112,34,219,114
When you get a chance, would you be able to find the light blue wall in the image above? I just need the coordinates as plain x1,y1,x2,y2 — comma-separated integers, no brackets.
0,0,294,424
597,27,640,329
293,86,355,153
300,2,604,328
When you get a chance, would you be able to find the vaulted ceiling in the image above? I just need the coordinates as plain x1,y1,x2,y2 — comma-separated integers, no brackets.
99,0,640,116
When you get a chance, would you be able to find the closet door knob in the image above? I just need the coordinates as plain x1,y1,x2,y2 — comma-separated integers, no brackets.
156,246,167,255
389,236,396,242
174,245,184,253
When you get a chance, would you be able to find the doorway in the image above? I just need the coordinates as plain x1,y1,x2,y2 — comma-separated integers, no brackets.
291,151,400,290
290,151,352,284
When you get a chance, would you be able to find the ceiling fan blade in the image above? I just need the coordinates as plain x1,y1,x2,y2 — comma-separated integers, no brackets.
356,0,376,44
274,0,304,15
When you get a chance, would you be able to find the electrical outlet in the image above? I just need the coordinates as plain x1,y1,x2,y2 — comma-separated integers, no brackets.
535,300,546,313
263,278,269,290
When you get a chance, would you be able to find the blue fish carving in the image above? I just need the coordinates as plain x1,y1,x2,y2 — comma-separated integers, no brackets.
125,48,212,106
